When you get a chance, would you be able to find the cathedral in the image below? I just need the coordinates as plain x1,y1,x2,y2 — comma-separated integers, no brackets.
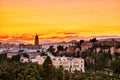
35,34,39,45
19,34,42,49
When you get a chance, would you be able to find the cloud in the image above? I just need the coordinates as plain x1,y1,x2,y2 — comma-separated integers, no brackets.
0,35,9,39
0,34,120,43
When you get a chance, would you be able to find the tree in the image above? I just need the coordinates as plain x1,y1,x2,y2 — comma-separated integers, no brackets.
73,73,85,80
47,46,55,54
57,45,64,52
22,53,29,58
0,53,7,61
43,56,53,80
90,38,97,43
111,60,120,76
17,73,24,80
11,54,21,62
79,40,84,45
25,75,35,80
94,53,106,71
116,42,120,48
56,66,64,80
114,53,120,60
64,70,70,80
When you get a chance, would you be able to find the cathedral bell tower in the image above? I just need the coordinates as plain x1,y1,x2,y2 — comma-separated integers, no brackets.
35,34,39,45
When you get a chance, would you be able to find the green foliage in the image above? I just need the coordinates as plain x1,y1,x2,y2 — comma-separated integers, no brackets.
114,53,120,60
72,71,85,80
57,45,64,51
43,56,52,67
0,55,66,80
64,70,70,80
83,50,112,71
56,66,64,80
116,42,120,48
42,56,53,80
79,40,85,45
47,45,55,54
0,53,7,62
22,53,29,58
11,54,21,62
90,38,97,43
111,60,120,76
94,53,106,70
17,73,24,80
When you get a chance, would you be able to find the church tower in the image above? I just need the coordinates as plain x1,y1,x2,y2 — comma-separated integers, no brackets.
35,34,39,45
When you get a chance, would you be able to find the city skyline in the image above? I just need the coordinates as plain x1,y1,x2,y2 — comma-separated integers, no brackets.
0,0,120,43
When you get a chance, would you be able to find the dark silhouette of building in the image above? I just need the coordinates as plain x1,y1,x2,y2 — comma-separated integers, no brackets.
94,39,118,47
35,34,39,45
19,34,42,49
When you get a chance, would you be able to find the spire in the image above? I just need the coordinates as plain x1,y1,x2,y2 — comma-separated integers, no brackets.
35,34,39,45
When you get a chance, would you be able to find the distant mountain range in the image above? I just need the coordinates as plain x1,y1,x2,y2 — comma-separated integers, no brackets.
0,38,120,45
100,38,120,41
59,38,120,44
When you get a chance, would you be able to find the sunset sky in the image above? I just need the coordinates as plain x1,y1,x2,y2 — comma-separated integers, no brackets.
0,0,120,43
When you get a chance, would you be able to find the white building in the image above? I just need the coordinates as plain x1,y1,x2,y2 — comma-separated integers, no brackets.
0,48,7,54
20,52,85,72
30,55,46,65
51,56,85,72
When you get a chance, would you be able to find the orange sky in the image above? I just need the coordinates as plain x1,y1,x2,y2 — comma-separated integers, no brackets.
0,0,120,43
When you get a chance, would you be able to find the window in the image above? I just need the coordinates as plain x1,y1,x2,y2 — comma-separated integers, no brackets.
59,62,62,64
73,65,79,68
81,61,83,63
81,65,83,67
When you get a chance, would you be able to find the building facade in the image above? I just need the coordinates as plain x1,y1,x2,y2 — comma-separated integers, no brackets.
20,52,85,72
